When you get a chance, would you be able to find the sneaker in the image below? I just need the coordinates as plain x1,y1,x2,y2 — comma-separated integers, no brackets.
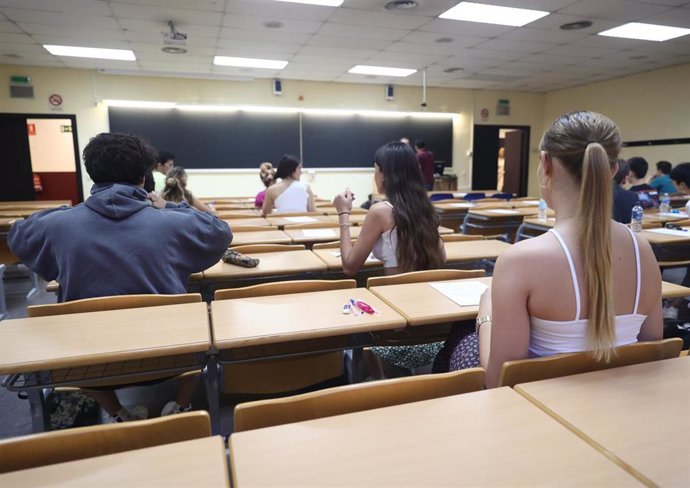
160,401,192,416
663,306,679,320
105,404,149,423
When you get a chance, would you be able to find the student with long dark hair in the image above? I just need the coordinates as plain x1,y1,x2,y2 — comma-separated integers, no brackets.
261,155,316,215
440,111,662,387
334,141,446,376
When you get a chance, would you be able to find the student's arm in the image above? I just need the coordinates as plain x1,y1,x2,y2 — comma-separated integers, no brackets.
188,192,212,213
261,187,275,217
483,250,531,388
439,239,447,264
7,209,64,282
306,185,316,212
333,191,384,277
636,236,663,341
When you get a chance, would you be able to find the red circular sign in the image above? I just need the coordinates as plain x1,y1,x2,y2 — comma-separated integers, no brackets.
49,94,63,107
480,108,489,119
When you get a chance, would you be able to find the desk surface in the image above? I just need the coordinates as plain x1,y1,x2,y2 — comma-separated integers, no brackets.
285,226,362,244
267,215,338,227
0,302,210,374
522,217,556,229
444,238,512,263
0,200,71,208
370,276,492,326
203,250,327,280
311,248,383,271
0,436,229,487
469,207,546,219
640,227,690,244
661,280,690,298
516,357,689,487
212,288,405,350
230,230,292,246
223,218,271,227
230,387,639,487
643,212,688,224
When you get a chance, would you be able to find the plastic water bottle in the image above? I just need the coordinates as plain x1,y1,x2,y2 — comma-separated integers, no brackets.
538,198,548,221
659,193,671,214
631,204,643,232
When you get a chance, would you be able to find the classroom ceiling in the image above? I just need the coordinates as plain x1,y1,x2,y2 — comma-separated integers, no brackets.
0,0,689,92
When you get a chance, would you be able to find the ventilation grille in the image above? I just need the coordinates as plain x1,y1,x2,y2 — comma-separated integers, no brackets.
10,85,34,98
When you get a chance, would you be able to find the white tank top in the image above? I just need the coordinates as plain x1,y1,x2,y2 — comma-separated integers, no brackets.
274,180,309,213
371,201,398,268
529,226,646,357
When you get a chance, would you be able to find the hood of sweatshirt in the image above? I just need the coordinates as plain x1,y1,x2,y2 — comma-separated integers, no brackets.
85,183,151,220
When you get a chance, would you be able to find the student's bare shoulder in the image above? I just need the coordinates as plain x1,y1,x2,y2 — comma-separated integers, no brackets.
369,201,393,215
497,233,558,266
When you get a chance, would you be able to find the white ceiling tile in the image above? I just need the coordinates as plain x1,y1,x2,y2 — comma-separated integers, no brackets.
216,39,301,56
291,53,363,64
439,54,498,69
1,42,49,55
524,13,619,32
0,8,120,29
1,56,65,67
124,30,219,47
366,51,450,66
317,22,407,41
476,0,583,10
384,41,458,56
420,18,515,37
17,22,127,41
212,65,278,78
119,18,219,37
134,52,212,64
0,0,112,15
110,2,222,26
328,7,432,30
225,0,335,21
571,35,650,49
0,31,34,43
114,0,226,12
0,20,21,32
298,44,377,59
219,27,311,44
633,0,689,5
497,27,588,44
640,7,690,28
520,53,582,65
138,61,212,72
400,30,487,47
60,58,140,69
222,14,322,33
474,38,554,53
281,71,338,81
543,44,620,58
308,34,392,51
31,35,132,50
341,0,459,17
559,0,672,21
466,48,527,61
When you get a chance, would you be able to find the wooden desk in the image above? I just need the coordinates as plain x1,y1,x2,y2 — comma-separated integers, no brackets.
370,276,492,326
515,358,689,487
223,218,271,227
0,200,71,209
444,239,512,264
643,211,688,224
285,226,362,245
661,280,690,298
267,214,338,228
230,230,291,246
0,436,229,487
516,217,555,240
640,227,690,245
0,302,210,374
640,227,690,263
321,207,368,215
0,217,18,231
311,248,383,271
203,250,327,280
230,387,639,487
212,288,405,350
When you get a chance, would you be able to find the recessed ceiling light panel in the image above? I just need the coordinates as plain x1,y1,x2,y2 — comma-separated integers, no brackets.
348,65,417,77
273,0,344,6
214,56,288,69
44,45,136,61
439,2,549,27
598,22,690,42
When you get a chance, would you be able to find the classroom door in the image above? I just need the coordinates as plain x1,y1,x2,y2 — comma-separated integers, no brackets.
503,130,525,195
472,124,530,196
0,116,35,201
471,125,500,191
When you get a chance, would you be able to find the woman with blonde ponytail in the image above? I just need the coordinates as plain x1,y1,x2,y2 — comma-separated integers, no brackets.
442,111,662,387
161,166,211,212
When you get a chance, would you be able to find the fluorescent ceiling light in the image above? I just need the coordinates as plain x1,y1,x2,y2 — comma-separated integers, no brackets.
44,45,135,61
348,65,417,77
439,2,549,27
103,99,175,109
598,22,690,42
214,56,288,69
273,0,343,5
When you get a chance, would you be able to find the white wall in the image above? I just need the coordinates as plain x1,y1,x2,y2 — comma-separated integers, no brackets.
27,118,77,173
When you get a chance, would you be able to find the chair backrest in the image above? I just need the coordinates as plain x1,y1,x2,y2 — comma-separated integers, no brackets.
366,269,485,288
215,279,356,300
441,234,483,242
230,244,305,253
216,212,261,219
234,368,485,432
429,193,455,202
312,239,356,250
0,411,210,474
498,338,684,388
490,192,512,200
27,293,201,318
463,193,486,201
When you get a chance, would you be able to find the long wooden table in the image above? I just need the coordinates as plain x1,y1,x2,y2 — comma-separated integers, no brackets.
444,238,512,264
515,357,689,487
202,250,327,281
230,387,641,486
230,230,292,246
0,436,230,487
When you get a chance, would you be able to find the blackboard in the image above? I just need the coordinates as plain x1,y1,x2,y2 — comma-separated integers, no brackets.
301,113,453,167
109,108,301,169
108,108,453,168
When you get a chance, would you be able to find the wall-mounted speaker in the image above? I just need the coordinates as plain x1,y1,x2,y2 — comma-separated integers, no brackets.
385,84,394,101
273,79,283,96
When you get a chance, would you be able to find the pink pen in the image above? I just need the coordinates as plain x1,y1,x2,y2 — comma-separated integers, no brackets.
354,299,376,315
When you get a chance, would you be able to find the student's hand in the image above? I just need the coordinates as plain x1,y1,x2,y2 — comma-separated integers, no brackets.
147,192,167,209
333,188,355,213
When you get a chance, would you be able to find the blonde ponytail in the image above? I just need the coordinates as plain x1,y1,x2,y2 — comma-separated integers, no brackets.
579,142,615,361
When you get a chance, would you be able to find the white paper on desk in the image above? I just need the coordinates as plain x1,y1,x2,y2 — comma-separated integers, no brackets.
485,209,519,215
447,203,474,208
284,216,317,223
520,200,540,205
303,229,337,238
656,212,688,218
646,228,690,237
429,281,488,307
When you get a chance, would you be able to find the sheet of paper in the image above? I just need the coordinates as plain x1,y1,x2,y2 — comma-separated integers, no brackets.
303,229,337,238
284,216,317,223
646,228,690,237
656,212,688,218
447,203,474,208
485,209,519,215
429,280,488,307
520,200,540,205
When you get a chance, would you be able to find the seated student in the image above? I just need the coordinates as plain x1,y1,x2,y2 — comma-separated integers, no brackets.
161,166,211,212
650,160,677,194
612,159,639,224
438,111,662,387
261,155,316,215
627,157,654,192
153,150,175,193
333,142,447,378
254,162,275,209
9,132,232,422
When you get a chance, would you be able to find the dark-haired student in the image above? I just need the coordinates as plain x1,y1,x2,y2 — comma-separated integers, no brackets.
627,157,654,192
9,132,232,422
334,141,447,378
437,111,661,388
153,150,175,193
612,159,639,224
261,154,316,215
650,160,676,194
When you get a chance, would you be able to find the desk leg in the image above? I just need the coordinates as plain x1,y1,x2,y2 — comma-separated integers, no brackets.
0,264,7,321
205,355,222,436
27,387,50,433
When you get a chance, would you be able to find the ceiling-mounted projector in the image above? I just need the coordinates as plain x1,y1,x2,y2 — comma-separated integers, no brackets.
161,21,188,54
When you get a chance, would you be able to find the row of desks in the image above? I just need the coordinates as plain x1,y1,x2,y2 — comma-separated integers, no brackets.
3,357,686,486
